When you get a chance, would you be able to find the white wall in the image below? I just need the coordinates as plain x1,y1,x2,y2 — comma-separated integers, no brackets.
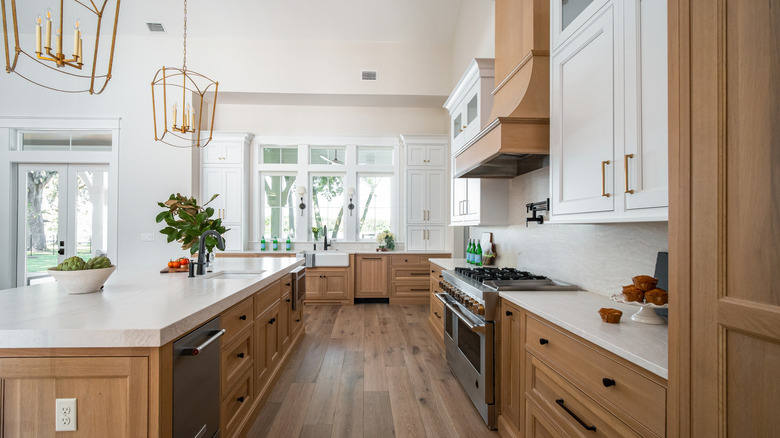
471,167,668,297
450,0,495,87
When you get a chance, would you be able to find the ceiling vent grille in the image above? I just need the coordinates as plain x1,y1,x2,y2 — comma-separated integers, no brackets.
146,22,165,33
361,70,377,81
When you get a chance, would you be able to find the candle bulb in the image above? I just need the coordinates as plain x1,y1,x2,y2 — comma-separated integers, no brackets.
73,19,80,58
44,8,52,50
77,37,82,63
55,28,61,56
186,104,191,128
172,104,177,128
35,15,42,54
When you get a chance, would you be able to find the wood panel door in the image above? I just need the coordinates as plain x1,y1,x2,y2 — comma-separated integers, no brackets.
500,300,523,432
355,255,388,297
321,270,349,300
669,0,780,435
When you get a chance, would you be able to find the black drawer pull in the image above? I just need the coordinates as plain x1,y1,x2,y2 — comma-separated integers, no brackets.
295,319,301,322
269,318,276,324
237,396,245,403
286,298,291,303
539,338,549,345
237,352,245,358
439,275,443,278
602,378,616,387
286,283,291,286
411,288,428,291
410,272,428,276
556,399,596,432
239,315,247,321
434,312,441,319
505,310,513,316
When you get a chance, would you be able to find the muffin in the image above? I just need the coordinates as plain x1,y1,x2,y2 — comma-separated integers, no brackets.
622,284,645,302
632,275,659,292
598,308,623,323
645,288,669,305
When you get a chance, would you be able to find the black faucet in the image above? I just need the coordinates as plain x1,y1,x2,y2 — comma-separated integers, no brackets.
195,230,225,275
323,225,332,251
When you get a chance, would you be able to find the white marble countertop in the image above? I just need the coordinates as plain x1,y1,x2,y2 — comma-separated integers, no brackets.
0,257,303,349
428,258,469,270
500,291,668,379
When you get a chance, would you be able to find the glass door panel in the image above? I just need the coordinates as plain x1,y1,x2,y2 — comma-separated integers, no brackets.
75,168,109,261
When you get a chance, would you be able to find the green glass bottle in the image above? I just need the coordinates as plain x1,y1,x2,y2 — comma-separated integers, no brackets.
260,236,266,251
285,236,291,251
467,239,474,264
273,237,279,251
475,241,483,266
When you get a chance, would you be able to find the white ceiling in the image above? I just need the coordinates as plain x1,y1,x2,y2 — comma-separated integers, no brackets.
118,0,464,43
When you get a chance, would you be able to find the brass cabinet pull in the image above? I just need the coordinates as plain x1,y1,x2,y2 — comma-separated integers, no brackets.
624,154,635,194
601,160,611,197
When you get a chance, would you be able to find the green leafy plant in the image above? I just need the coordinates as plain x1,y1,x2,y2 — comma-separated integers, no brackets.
156,193,229,255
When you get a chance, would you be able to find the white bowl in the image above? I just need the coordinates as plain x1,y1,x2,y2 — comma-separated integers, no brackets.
48,266,116,294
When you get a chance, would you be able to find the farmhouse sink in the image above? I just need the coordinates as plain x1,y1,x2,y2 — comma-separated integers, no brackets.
205,271,266,280
299,251,349,267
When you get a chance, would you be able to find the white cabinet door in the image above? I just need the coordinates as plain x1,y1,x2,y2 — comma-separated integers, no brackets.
406,170,426,224
407,145,427,167
202,145,224,165
202,167,224,212
222,143,243,164
406,227,426,251
427,145,446,167
464,179,481,219
223,225,243,251
624,0,668,211
426,226,446,251
222,167,243,223
451,178,467,223
551,6,616,217
426,169,446,224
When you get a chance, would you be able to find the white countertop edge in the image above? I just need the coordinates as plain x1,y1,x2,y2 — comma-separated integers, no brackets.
500,291,668,380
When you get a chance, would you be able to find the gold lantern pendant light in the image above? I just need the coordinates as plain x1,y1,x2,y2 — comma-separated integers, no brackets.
151,0,218,148
1,0,121,94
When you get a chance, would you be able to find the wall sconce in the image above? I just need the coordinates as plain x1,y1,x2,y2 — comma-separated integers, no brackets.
347,187,355,216
298,186,306,216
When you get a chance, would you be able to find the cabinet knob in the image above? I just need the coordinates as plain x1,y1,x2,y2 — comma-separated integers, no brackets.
239,315,247,321
286,298,291,303
269,318,276,325
237,352,245,358
237,396,245,403
506,310,513,317
539,338,549,345
286,283,291,286
295,319,301,322
602,378,616,387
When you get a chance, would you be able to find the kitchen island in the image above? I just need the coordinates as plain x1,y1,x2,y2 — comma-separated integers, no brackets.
0,257,304,438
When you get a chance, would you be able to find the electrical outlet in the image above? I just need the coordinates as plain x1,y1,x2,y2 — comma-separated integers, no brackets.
141,233,156,242
55,398,77,432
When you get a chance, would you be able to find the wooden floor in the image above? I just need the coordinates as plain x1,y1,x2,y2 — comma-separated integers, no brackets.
246,303,500,438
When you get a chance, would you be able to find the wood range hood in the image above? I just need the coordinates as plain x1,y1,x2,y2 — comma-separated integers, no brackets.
454,0,550,179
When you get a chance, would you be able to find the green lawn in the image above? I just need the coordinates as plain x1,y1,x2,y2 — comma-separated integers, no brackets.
27,252,91,272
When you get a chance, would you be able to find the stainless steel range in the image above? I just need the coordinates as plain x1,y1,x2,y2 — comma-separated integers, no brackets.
435,267,577,429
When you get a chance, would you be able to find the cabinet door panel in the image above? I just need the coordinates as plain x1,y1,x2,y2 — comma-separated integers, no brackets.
452,178,467,222
426,227,446,251
222,168,243,223
465,178,481,219
551,6,616,216
280,292,291,353
222,143,243,164
427,145,446,167
406,170,426,224
356,256,388,297
203,145,225,164
322,271,348,300
501,302,523,430
202,167,224,211
407,145,427,166
254,318,270,395
406,227,426,251
426,170,446,224
624,0,668,211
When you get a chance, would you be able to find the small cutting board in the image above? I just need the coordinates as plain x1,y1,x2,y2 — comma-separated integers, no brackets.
160,266,189,274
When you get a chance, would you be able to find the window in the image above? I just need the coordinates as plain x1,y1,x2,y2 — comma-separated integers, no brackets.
262,174,297,239
20,131,112,152
357,174,392,240
357,146,393,165
262,146,297,164
310,147,345,165
311,175,345,239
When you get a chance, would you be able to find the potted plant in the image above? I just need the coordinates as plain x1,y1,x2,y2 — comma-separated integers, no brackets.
376,230,395,251
311,226,320,241
156,193,229,255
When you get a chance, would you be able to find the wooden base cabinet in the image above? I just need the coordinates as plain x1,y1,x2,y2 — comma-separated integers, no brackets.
305,267,351,304
355,255,388,298
498,300,667,438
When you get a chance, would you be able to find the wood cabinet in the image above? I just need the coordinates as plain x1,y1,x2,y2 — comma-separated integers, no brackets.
305,267,351,304
0,356,149,438
355,255,388,298
550,1,668,223
668,1,780,435
427,262,445,347
388,255,438,305
200,132,253,251
498,300,667,437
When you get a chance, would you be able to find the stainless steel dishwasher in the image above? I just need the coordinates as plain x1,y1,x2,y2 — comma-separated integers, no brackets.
173,317,225,438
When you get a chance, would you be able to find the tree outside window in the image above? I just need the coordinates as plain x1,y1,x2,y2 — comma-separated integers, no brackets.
311,175,344,239
263,175,297,240
358,175,392,240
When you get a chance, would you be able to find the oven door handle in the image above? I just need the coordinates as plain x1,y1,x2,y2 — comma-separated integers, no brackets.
435,293,486,334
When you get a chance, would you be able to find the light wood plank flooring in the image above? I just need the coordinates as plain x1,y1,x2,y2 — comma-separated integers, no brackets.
247,303,499,438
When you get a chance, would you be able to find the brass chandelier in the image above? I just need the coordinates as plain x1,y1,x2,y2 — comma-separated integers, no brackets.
1,0,121,94
151,0,218,148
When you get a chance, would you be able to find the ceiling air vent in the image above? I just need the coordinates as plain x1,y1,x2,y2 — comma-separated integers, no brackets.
361,70,377,81
146,22,165,33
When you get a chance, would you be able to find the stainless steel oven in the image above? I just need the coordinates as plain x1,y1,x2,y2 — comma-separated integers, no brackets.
436,292,496,429
291,266,306,311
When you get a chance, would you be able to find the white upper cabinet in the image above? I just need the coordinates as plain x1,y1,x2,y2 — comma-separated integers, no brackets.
407,143,446,167
550,1,668,223
552,0,610,50
443,59,495,156
402,135,447,251
406,169,446,226
451,177,509,226
200,132,253,250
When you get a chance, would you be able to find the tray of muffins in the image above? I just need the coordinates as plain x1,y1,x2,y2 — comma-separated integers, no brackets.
609,275,668,325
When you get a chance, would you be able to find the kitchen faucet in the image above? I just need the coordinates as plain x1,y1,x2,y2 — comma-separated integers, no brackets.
195,230,225,275
323,225,332,251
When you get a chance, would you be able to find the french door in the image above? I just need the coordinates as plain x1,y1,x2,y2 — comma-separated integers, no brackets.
17,164,109,286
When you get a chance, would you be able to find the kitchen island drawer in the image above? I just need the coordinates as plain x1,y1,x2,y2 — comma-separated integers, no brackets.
526,353,642,438
254,279,281,318
221,327,253,395
391,283,430,298
525,315,666,436
430,263,443,280
221,367,254,438
392,267,431,281
390,255,426,266
221,297,254,345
